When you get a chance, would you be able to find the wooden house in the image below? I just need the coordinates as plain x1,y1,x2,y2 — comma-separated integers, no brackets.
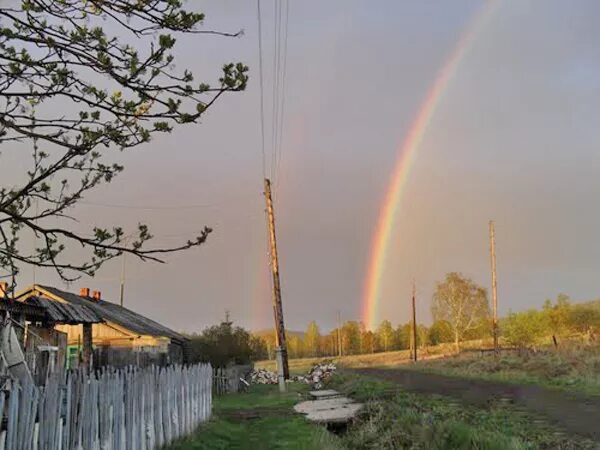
0,281,102,381
17,284,188,369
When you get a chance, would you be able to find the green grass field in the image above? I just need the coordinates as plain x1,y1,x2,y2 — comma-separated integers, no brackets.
169,343,600,449
257,342,600,396
166,384,341,450
254,341,464,374
167,368,597,449
405,344,600,396
328,371,596,449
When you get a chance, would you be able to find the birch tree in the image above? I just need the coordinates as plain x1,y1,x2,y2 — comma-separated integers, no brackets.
432,272,490,351
304,320,321,357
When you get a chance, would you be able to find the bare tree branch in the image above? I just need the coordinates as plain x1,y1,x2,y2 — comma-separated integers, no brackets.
0,0,248,288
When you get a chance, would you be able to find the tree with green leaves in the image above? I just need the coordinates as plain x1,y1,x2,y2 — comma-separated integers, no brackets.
396,323,411,350
428,320,454,345
341,321,361,355
568,304,600,339
543,294,572,341
304,320,321,357
287,333,304,359
417,324,429,349
502,309,546,348
188,320,264,368
0,1,248,290
361,329,376,354
432,272,490,351
376,319,394,352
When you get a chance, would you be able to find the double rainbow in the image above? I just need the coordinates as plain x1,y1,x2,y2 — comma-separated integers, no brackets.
362,1,498,330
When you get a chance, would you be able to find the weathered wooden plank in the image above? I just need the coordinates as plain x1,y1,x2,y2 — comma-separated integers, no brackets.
1,363,212,450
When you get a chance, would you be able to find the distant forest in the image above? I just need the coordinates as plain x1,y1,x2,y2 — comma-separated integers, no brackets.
254,294,600,360
185,272,600,366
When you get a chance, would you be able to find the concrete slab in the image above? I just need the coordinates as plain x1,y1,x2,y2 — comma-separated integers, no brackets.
303,403,363,424
309,389,341,399
296,393,363,424
294,397,354,414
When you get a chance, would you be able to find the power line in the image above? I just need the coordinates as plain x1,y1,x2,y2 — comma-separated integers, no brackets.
275,0,290,187
79,201,220,210
79,193,259,211
257,0,267,179
270,0,282,181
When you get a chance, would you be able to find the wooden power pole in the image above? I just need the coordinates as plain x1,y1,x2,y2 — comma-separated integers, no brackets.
264,178,289,379
336,310,342,357
489,220,499,352
411,280,418,362
119,252,126,307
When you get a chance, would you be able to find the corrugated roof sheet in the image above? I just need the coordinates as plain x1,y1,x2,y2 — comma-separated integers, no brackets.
0,297,47,319
37,285,187,343
25,296,103,324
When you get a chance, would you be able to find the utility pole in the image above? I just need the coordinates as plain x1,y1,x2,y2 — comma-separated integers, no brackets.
32,198,39,285
411,280,418,362
264,178,289,379
336,310,342,357
119,233,135,307
489,220,499,352
119,251,126,307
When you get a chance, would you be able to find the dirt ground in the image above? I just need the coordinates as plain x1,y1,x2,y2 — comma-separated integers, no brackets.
353,368,600,441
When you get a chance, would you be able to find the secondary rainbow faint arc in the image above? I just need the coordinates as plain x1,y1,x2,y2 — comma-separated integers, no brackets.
362,1,498,330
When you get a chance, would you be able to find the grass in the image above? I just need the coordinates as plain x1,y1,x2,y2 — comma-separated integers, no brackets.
405,344,600,396
257,342,600,396
254,341,470,374
329,371,597,449
166,384,341,450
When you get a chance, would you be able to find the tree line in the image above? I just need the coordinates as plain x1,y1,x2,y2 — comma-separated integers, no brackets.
502,294,600,347
255,272,600,359
185,272,600,366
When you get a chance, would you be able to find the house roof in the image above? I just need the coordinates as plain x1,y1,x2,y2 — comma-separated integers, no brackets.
35,285,187,343
0,297,48,320
24,296,103,324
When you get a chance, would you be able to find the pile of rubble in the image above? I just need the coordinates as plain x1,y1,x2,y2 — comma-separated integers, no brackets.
249,361,337,389
293,361,336,389
249,368,279,385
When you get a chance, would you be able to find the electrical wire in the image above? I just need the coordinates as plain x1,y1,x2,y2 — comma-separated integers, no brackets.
275,0,290,189
79,192,259,211
257,0,268,179
79,201,220,210
270,0,281,181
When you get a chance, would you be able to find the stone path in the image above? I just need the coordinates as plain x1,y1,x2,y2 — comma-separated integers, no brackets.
294,390,363,424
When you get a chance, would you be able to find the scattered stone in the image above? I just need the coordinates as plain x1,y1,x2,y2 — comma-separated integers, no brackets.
249,368,279,385
249,360,337,388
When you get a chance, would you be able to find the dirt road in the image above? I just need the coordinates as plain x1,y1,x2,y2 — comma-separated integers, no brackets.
353,368,600,441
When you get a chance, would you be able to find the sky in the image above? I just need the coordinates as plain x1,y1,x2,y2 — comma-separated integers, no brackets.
9,0,600,333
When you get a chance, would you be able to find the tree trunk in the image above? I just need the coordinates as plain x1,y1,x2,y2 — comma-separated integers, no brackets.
454,330,460,353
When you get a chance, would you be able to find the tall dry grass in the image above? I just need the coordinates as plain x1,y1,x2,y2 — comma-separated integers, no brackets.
254,339,491,374
409,342,600,395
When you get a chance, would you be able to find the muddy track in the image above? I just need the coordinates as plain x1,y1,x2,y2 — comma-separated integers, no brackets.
352,368,600,441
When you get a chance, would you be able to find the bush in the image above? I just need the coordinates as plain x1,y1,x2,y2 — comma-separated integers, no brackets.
502,310,546,348
187,321,267,367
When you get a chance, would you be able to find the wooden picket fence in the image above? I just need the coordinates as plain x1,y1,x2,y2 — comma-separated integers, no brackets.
212,367,228,396
212,364,252,396
0,363,212,450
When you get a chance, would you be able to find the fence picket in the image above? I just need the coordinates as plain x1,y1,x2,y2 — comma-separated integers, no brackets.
0,363,211,450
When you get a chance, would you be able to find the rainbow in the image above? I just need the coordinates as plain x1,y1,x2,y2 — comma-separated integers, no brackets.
362,1,498,330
